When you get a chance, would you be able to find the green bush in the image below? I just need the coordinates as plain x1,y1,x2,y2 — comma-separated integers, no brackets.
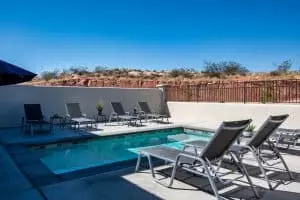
222,61,249,75
69,66,89,75
277,60,292,74
270,59,292,75
169,68,196,78
269,70,281,76
40,70,59,81
246,124,256,132
94,66,108,73
96,101,104,111
202,62,224,78
202,61,248,78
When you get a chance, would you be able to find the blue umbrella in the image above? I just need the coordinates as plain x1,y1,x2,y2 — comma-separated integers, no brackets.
0,60,36,86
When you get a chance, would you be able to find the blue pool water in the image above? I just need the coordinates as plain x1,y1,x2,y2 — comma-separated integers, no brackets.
36,128,212,174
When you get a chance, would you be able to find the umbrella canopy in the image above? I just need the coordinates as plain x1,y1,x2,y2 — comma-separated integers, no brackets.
0,60,36,86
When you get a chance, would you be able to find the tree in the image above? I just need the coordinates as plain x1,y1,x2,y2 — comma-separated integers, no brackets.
202,62,224,78
222,61,249,75
169,68,196,78
276,60,292,74
270,59,292,76
94,66,108,73
40,70,59,81
69,66,89,75
202,61,248,78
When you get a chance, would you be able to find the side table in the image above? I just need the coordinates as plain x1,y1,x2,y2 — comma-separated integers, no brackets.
50,115,66,128
94,114,107,125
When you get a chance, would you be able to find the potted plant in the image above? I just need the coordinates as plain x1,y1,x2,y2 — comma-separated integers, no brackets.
96,102,104,115
243,124,255,137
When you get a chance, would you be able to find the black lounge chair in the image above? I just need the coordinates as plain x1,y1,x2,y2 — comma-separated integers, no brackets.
22,104,52,136
109,102,141,126
187,115,293,190
138,101,169,122
136,119,259,200
229,114,293,190
65,103,96,129
272,128,300,149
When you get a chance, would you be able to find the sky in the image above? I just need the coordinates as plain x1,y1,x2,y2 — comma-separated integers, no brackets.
0,0,300,73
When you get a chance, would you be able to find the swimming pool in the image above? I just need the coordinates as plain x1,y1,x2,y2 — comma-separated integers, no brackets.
34,128,212,174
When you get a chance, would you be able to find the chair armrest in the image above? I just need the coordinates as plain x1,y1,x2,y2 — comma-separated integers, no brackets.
183,143,199,154
175,152,202,165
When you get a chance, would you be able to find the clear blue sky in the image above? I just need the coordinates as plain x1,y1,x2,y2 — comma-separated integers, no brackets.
1,0,300,73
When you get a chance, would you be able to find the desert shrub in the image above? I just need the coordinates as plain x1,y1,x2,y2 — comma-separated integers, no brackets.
202,61,248,78
277,60,292,73
222,61,249,75
61,69,70,76
270,59,292,76
69,66,89,75
94,66,108,73
202,62,224,78
40,70,59,81
269,70,281,76
112,68,129,76
169,68,196,78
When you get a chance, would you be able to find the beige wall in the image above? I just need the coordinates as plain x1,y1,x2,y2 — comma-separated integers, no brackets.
0,85,162,127
168,102,300,129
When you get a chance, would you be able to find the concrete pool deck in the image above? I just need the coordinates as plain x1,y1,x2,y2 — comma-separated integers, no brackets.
1,120,300,200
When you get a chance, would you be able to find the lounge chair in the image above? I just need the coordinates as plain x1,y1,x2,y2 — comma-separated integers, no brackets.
22,104,52,136
138,101,169,122
136,119,259,200
228,114,293,190
109,102,141,126
187,115,293,190
65,103,96,129
272,128,300,149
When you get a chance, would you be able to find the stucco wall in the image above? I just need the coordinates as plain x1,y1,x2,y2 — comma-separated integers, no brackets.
0,85,162,127
168,102,300,129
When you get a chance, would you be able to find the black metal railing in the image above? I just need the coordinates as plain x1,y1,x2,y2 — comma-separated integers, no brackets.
167,79,300,103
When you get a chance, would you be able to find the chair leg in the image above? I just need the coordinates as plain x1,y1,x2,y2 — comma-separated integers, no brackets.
142,154,178,188
108,115,112,123
49,124,53,134
147,155,155,178
135,153,142,172
251,149,273,190
21,117,25,132
293,136,299,147
231,152,260,198
168,159,180,187
30,125,33,136
273,147,294,180
267,141,294,180
200,160,222,200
